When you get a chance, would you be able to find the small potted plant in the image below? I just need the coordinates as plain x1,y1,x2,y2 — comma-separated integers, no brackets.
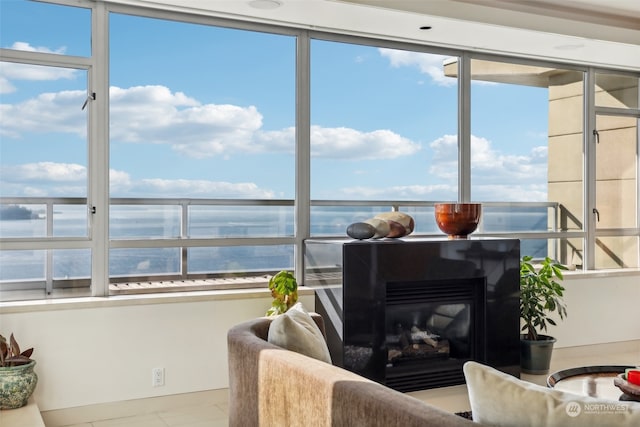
266,270,298,316
520,255,568,374
0,333,38,409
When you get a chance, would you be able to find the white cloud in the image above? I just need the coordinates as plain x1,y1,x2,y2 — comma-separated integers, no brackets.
111,175,276,199
530,146,548,161
4,84,421,160
331,133,549,202
7,42,67,55
378,48,499,87
379,48,456,87
0,43,77,94
0,162,87,196
253,126,295,152
469,136,547,184
0,161,276,198
110,85,420,159
0,89,87,137
134,179,274,199
427,134,549,201
428,134,458,180
337,183,456,201
0,76,16,94
310,126,420,159
1,162,86,182
109,169,134,195
0,62,77,82
109,85,265,158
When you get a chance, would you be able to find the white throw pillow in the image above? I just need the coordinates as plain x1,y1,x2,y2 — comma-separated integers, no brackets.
463,361,640,427
267,302,332,364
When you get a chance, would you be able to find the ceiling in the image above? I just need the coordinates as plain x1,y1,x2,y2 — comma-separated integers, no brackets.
120,0,640,70
342,0,640,40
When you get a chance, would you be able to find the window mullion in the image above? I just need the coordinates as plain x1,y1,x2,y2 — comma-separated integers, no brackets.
458,54,471,203
584,69,597,270
89,2,110,296
637,117,640,268
295,31,311,284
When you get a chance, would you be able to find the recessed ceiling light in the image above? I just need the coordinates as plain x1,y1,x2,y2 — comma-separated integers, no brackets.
248,0,282,9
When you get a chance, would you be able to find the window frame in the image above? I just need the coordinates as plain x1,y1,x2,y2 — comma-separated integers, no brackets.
585,68,640,269
0,23,97,296
0,0,639,302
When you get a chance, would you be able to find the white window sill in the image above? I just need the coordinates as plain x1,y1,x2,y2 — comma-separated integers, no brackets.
0,286,315,314
3,268,638,313
562,267,640,280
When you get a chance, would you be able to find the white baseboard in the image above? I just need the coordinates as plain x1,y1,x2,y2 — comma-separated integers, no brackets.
40,389,229,427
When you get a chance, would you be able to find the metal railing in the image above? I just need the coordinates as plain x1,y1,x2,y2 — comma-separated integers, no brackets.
0,196,583,297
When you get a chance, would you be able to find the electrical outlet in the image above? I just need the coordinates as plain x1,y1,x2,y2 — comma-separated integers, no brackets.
152,367,164,387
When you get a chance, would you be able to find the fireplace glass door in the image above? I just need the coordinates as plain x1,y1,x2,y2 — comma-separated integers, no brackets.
384,278,486,390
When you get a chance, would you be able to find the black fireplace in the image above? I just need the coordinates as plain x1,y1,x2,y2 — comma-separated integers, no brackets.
305,237,520,392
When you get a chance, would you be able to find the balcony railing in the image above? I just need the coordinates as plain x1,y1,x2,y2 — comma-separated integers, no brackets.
1,197,580,300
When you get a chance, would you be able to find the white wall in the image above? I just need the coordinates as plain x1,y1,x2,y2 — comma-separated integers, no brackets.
1,273,638,412
0,291,314,412
551,272,640,348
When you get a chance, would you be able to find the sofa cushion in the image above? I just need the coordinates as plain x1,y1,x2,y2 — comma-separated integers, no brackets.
463,361,640,426
267,302,332,363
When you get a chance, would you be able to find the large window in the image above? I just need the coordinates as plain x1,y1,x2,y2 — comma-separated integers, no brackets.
469,58,586,261
593,72,639,269
1,0,638,302
594,113,638,269
310,40,458,234
0,0,92,299
108,13,297,284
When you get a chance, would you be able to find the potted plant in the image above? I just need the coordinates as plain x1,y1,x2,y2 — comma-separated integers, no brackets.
266,270,298,316
520,255,568,374
0,333,38,409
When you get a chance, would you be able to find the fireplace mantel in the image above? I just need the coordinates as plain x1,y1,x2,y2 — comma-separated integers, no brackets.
305,237,520,392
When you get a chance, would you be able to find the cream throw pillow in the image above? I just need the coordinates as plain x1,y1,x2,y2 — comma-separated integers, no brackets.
267,302,332,364
463,361,640,426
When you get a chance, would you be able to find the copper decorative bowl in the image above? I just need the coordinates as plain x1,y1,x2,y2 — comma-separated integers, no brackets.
434,203,481,239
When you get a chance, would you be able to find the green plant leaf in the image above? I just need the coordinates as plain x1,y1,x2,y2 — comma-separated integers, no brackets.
266,270,298,316
520,256,568,341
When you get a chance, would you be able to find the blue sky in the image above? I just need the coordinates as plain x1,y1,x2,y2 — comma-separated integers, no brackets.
0,0,550,202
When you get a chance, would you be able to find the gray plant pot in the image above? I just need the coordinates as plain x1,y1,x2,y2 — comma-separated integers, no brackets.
520,335,556,375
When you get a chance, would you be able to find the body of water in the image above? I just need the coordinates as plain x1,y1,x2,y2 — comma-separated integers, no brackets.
0,206,549,282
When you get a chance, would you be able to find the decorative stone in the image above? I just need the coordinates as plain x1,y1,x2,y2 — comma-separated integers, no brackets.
0,360,38,409
346,222,376,240
363,218,390,238
374,212,415,238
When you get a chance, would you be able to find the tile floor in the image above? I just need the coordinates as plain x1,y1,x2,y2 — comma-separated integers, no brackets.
59,402,229,427
59,340,639,427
